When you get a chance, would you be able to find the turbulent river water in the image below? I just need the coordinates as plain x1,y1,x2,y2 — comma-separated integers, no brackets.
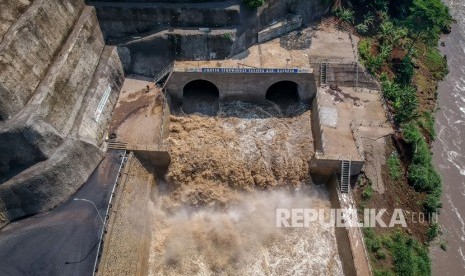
147,102,343,275
431,1,465,274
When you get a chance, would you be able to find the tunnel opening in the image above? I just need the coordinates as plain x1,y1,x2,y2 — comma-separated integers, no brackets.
182,80,220,116
265,81,300,110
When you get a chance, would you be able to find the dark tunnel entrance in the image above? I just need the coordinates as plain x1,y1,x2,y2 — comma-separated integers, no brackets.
265,81,300,109
182,80,220,116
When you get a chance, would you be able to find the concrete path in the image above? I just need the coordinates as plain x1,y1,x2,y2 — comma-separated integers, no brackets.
0,151,123,276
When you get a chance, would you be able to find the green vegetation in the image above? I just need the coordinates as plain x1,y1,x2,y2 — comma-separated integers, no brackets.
418,111,436,140
335,7,355,24
223,33,233,41
427,222,440,241
362,184,374,200
242,0,265,8
440,241,447,251
381,77,418,123
402,122,442,214
364,229,431,275
341,0,451,273
387,153,402,181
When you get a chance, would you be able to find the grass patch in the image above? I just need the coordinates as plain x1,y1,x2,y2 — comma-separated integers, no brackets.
387,153,402,181
363,229,431,275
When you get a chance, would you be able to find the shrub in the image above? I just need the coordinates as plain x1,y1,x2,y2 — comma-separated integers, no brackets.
382,81,418,123
408,163,441,192
426,222,440,241
418,111,436,140
335,7,355,24
424,192,442,215
363,185,374,200
402,122,423,144
243,0,265,8
356,23,369,34
408,0,452,44
390,232,431,276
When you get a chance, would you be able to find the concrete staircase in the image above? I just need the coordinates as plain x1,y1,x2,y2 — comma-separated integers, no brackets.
340,160,351,193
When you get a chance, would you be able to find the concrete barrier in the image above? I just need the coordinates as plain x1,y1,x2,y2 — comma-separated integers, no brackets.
165,69,316,107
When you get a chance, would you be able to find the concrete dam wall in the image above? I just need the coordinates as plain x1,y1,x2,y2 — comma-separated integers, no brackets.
0,1,124,227
89,0,333,77
165,69,317,110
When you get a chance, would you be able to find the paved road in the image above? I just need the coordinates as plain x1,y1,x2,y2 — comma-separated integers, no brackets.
0,151,124,276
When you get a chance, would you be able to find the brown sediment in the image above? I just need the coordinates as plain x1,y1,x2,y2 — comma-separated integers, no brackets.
163,105,314,209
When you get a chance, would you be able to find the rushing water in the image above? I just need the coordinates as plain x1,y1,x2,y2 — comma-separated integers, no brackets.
146,102,343,275
431,1,465,274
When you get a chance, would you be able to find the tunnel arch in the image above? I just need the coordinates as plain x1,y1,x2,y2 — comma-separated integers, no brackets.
182,79,220,116
265,81,300,109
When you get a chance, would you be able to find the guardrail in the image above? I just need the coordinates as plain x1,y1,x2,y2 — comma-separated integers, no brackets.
154,61,175,84
92,151,130,275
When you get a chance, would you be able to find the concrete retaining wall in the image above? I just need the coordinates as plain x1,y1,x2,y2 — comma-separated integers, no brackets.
0,0,85,120
117,29,236,77
33,7,106,136
0,6,105,173
0,2,125,228
328,174,373,276
0,139,104,228
89,0,333,76
165,71,316,106
71,46,125,147
328,174,357,276
91,1,240,38
311,92,324,153
0,1,32,40
258,15,302,43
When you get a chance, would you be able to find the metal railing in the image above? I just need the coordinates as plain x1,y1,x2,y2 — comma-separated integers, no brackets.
154,61,175,84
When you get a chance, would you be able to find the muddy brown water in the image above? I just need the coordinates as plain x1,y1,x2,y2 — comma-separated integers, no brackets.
431,0,465,274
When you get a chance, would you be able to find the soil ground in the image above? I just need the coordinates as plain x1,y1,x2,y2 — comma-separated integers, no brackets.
109,77,164,146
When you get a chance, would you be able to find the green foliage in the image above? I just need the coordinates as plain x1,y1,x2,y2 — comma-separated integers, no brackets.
418,111,436,140
425,47,448,79
408,0,452,44
242,0,265,8
363,185,374,200
382,80,418,123
378,20,408,47
374,268,395,276
363,229,432,276
424,192,442,215
358,39,385,74
390,232,431,276
402,122,423,143
387,153,402,180
395,55,415,85
335,7,355,24
356,23,369,34
402,123,442,213
223,33,233,41
426,222,440,241
408,163,441,192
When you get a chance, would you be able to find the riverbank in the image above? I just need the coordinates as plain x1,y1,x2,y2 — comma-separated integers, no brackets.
334,0,453,274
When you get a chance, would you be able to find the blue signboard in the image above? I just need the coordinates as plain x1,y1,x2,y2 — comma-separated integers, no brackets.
200,68,301,73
